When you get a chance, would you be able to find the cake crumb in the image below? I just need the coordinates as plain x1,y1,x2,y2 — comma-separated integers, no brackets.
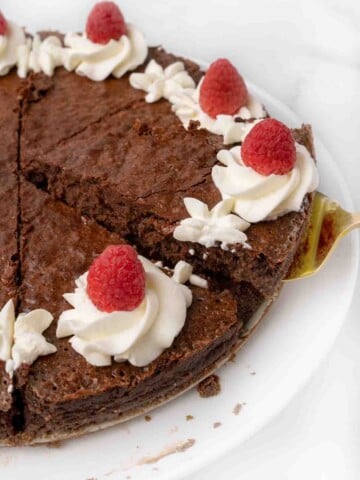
144,415,152,422
250,371,256,376
233,403,242,415
186,415,194,421
197,374,221,398
213,422,222,429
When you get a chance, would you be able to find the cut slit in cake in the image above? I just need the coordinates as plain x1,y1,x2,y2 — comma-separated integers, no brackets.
0,72,22,440
0,4,319,445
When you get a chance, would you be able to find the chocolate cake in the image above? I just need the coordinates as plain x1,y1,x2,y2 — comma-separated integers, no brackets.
0,4,319,445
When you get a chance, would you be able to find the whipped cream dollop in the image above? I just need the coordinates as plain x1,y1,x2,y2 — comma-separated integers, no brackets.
170,85,266,144
63,24,147,81
129,59,195,103
174,197,250,250
212,143,319,223
57,256,192,367
0,300,56,376
0,21,30,77
27,34,65,77
129,59,266,144
6,309,57,376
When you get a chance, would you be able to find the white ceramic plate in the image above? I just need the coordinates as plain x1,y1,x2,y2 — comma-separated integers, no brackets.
0,83,357,480
1,4,359,480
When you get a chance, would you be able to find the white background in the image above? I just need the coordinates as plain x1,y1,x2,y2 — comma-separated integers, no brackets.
4,0,360,478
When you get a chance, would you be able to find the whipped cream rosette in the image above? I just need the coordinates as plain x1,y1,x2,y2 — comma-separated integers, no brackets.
130,57,266,145
213,143,318,223
0,299,56,377
63,24,147,82
174,197,250,250
0,21,31,78
0,4,148,80
170,85,266,144
130,59,195,102
57,251,193,368
27,34,65,77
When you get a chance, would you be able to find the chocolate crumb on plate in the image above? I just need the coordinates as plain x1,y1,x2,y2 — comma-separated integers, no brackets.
233,403,242,415
197,374,221,398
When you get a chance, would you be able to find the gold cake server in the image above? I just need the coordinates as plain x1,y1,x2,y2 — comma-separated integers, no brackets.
285,192,360,281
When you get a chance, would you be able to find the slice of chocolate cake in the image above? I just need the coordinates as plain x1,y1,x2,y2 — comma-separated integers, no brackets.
20,48,314,298
15,180,264,444
0,72,21,442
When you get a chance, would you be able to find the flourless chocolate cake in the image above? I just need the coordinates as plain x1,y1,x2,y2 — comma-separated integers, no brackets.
0,4,319,445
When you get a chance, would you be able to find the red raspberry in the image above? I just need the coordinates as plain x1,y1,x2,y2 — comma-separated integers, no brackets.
199,58,248,118
0,11,8,36
87,245,146,313
86,1,127,45
241,118,296,176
